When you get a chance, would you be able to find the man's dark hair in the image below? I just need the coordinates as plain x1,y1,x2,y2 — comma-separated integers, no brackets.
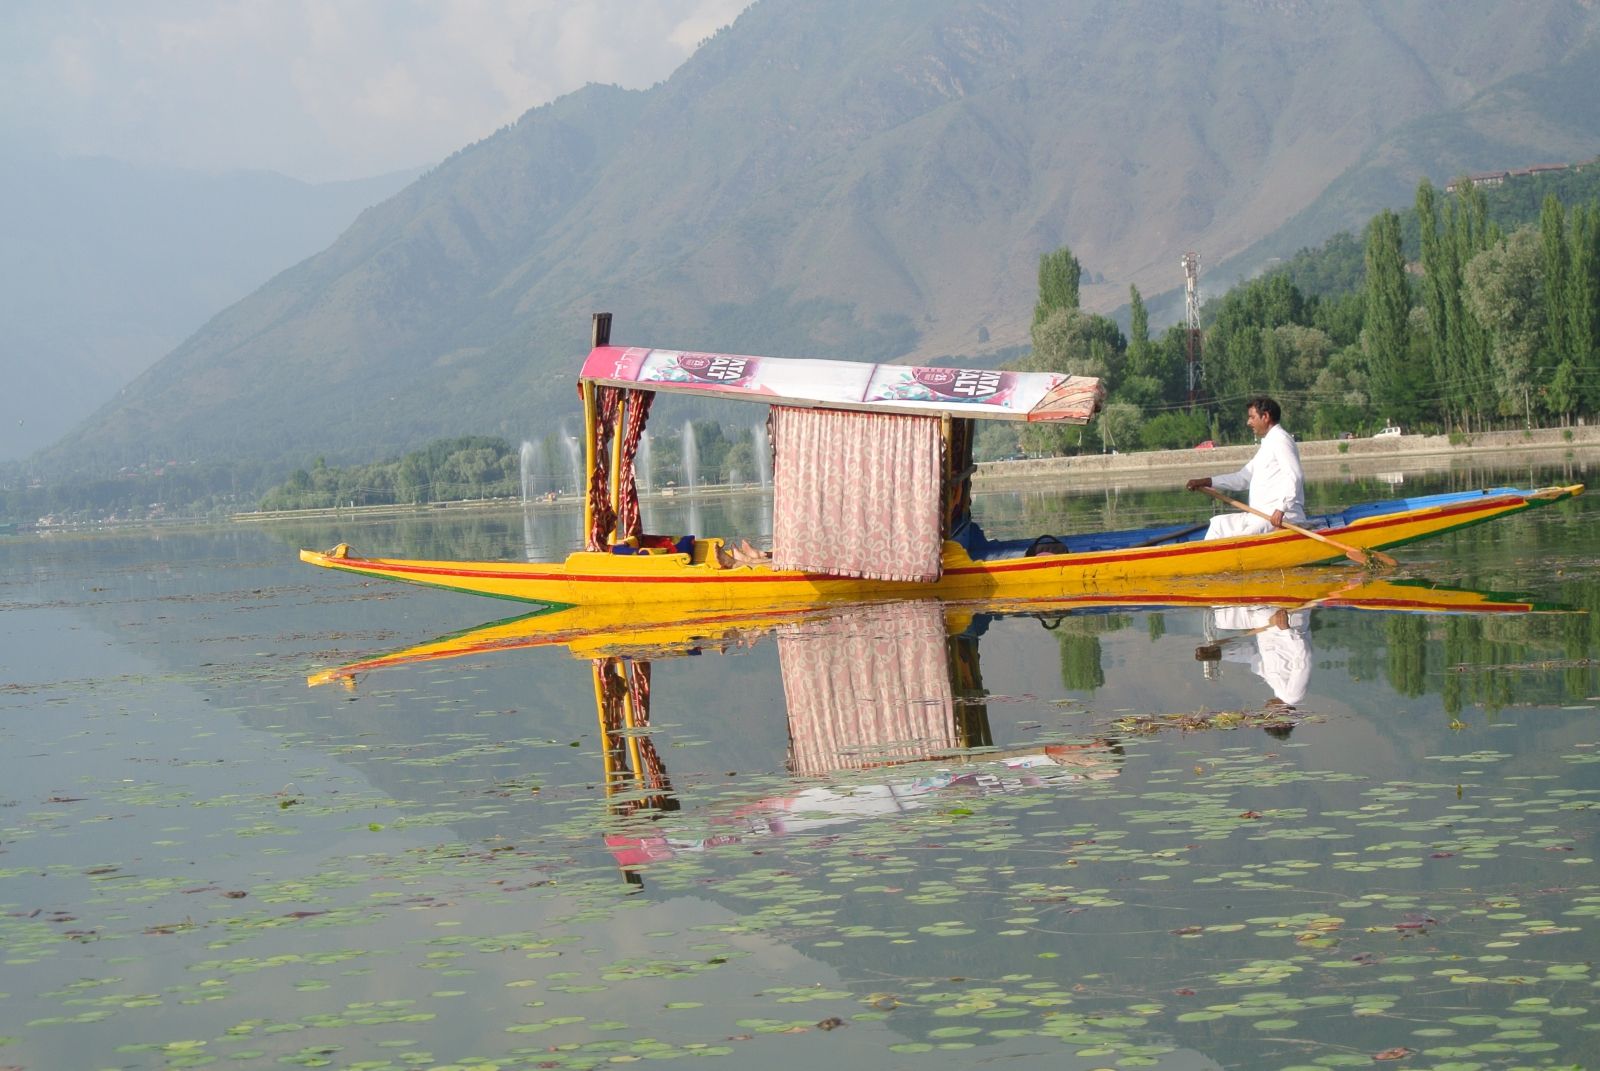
1246,396,1281,424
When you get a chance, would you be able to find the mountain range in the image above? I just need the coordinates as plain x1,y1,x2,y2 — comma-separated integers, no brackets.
0,153,417,462
26,0,1600,481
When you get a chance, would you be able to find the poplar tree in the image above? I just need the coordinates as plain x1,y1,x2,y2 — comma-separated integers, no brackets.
1539,195,1577,418
1449,182,1498,428
1363,209,1417,421
1569,203,1600,413
1540,195,1571,362
1032,247,1082,325
1126,285,1150,372
1416,181,1455,427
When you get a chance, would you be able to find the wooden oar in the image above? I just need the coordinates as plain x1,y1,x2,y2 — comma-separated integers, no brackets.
1129,521,1209,549
1201,486,1397,568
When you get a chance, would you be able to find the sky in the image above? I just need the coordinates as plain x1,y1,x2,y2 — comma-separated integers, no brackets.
1,0,753,184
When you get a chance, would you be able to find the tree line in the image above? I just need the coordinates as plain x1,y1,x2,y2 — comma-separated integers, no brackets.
256,438,523,512
1002,169,1600,456
252,423,771,512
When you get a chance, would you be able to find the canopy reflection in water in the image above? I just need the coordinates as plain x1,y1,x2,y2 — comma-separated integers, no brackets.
777,600,959,775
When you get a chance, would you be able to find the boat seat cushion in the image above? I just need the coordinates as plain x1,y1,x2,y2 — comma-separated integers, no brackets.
612,534,696,556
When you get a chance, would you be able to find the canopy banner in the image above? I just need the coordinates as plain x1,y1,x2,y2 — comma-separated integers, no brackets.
580,345,1102,423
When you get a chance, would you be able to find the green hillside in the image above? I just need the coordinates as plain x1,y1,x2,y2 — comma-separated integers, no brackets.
1262,165,1600,303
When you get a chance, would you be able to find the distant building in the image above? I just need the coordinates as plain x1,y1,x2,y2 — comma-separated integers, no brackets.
1445,160,1577,194
1511,163,1570,178
1446,170,1509,194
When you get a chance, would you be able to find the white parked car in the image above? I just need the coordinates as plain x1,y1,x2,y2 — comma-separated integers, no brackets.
1373,423,1402,438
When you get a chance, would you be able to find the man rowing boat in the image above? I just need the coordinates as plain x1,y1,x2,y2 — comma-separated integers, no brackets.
1185,396,1305,539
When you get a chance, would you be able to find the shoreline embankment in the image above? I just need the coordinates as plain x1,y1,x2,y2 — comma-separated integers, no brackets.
973,425,1600,491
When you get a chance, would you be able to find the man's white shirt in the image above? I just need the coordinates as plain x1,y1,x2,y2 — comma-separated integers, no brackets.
1211,424,1305,523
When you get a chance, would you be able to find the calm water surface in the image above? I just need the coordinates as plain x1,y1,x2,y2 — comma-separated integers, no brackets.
3,459,1599,1070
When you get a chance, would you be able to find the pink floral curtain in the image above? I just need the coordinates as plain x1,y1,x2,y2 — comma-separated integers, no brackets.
770,407,944,581
777,601,957,776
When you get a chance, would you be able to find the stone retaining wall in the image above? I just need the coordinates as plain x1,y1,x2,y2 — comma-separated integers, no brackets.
974,425,1600,488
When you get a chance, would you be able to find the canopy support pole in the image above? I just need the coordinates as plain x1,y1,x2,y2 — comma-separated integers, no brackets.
942,416,975,538
582,313,613,549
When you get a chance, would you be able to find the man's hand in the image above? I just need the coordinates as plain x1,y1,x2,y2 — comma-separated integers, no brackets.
1186,477,1212,492
1270,509,1284,528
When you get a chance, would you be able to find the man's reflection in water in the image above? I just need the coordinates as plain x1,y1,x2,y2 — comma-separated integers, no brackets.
1198,605,1312,711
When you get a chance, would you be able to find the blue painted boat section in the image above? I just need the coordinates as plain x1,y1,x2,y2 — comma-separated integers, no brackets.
961,487,1527,561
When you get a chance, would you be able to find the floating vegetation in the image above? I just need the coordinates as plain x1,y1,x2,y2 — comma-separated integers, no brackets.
3,476,1599,1067
1112,708,1307,736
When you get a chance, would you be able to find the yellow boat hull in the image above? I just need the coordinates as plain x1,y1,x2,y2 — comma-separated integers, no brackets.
299,484,1581,610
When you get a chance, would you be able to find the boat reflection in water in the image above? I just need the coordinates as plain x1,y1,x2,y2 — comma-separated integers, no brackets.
307,572,1565,878
594,598,1125,874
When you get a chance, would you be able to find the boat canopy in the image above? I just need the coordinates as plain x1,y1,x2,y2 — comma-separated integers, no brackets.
580,345,1103,423
575,315,1102,576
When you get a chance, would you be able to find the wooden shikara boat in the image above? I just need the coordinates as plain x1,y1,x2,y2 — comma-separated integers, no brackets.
299,314,1583,611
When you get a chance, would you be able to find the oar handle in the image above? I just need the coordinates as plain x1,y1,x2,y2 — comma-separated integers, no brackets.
1200,486,1397,568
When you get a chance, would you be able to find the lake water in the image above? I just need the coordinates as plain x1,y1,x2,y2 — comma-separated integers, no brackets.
3,458,1598,1070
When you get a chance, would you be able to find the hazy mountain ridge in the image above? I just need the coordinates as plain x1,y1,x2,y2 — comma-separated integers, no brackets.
32,0,1600,480
1183,30,1600,315
0,154,419,462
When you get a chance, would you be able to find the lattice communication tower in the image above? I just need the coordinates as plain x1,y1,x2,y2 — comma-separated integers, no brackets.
1182,251,1202,410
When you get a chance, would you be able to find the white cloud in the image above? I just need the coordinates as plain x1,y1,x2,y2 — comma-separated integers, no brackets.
0,0,751,182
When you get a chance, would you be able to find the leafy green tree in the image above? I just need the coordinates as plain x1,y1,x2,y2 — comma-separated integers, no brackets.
1094,401,1142,453
1416,179,1455,426
1019,307,1125,455
1027,308,1124,381
1462,225,1545,424
1114,287,1165,418
1568,203,1600,413
1305,345,1370,438
1203,273,1308,437
1310,289,1365,349
1138,409,1210,450
1363,209,1424,422
720,440,755,484
1033,247,1082,326
257,436,520,510
1131,325,1195,408
1538,195,1585,422
1125,285,1150,375
1272,324,1336,393
1540,195,1572,368
1449,182,1501,429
